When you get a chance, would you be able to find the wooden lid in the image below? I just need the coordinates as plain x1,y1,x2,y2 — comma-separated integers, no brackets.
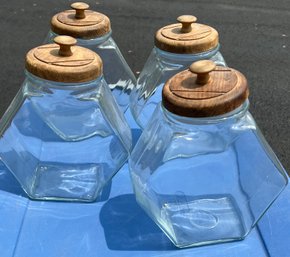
51,2,111,39
155,15,219,54
25,35,103,83
162,60,249,117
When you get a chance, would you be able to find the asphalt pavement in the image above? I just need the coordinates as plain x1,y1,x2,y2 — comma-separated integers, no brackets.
0,0,289,173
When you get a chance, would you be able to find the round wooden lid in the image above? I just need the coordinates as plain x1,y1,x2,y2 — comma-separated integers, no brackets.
155,15,219,54
25,35,103,83
162,60,249,117
51,2,111,39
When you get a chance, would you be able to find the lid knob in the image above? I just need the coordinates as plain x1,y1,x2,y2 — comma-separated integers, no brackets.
189,60,216,85
71,2,89,19
54,36,77,57
177,15,197,33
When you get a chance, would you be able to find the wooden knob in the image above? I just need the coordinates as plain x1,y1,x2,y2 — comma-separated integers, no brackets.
54,36,77,57
71,2,89,19
190,60,216,85
177,15,197,33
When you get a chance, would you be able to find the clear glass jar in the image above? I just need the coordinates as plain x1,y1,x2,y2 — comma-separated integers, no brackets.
129,59,288,248
129,102,287,248
0,64,131,201
130,15,227,129
45,10,136,113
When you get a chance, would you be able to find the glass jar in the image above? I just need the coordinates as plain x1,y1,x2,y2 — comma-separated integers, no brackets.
129,60,288,248
130,15,226,129
45,2,136,112
0,36,131,202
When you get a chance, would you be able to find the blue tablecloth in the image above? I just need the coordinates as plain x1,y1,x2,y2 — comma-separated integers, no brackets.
0,111,289,257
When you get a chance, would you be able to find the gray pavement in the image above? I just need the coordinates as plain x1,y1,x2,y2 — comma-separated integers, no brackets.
0,0,290,173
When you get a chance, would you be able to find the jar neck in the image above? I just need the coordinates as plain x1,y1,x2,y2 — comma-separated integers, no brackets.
49,30,112,46
162,100,249,127
155,44,220,62
24,71,103,90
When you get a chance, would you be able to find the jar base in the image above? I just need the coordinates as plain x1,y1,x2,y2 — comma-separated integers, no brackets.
29,162,107,201
158,194,247,248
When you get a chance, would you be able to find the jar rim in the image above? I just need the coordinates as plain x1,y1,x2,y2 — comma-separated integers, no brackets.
155,44,220,61
161,100,249,126
24,71,103,89
49,30,112,46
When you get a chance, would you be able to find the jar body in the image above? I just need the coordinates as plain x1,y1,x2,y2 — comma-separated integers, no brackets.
130,46,226,129
0,73,132,201
45,31,136,112
129,103,287,248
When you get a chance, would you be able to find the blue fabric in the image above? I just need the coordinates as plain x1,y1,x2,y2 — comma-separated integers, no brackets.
0,110,288,257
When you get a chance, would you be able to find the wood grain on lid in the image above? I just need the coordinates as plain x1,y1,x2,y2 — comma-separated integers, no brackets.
26,36,102,83
155,15,219,54
51,2,111,39
162,60,249,117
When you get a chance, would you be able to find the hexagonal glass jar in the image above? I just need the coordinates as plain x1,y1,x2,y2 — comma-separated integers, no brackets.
45,2,136,112
0,37,132,202
129,61,288,248
130,15,226,129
